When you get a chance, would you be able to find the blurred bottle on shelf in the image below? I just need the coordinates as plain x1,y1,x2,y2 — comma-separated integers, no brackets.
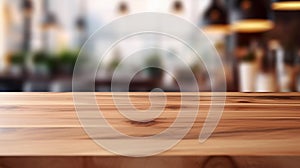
255,42,277,92
283,49,297,91
272,40,285,91
74,0,87,50
274,41,296,92
295,50,300,92
41,0,59,54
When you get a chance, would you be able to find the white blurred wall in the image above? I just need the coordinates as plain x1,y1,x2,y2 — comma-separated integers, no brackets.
0,0,212,70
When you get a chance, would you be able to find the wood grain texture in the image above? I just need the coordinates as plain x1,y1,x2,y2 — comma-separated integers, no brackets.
0,92,300,156
1,156,300,168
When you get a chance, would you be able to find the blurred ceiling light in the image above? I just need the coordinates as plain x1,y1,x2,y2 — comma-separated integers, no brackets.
118,1,129,15
231,0,274,33
172,0,184,13
21,0,33,16
272,0,300,10
202,0,229,34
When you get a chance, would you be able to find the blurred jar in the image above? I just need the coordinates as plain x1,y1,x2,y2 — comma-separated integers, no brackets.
238,43,257,92
239,61,256,92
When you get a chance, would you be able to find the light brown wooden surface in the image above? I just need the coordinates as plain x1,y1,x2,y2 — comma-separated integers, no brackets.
0,92,300,156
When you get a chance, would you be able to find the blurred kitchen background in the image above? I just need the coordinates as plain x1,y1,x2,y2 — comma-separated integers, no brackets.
0,0,300,92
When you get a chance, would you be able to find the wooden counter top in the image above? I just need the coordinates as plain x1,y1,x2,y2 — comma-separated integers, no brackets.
0,92,300,156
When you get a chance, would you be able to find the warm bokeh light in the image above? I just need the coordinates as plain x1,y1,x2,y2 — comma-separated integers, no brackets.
231,19,274,33
202,25,231,34
272,1,300,11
